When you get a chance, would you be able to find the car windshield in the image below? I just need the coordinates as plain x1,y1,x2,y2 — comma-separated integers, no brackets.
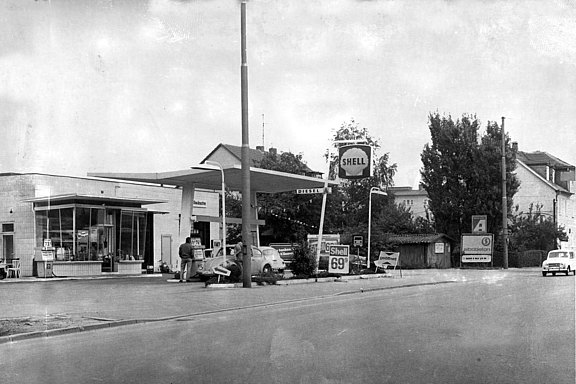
548,251,570,258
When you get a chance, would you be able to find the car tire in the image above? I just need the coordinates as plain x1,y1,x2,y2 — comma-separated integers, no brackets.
262,265,272,274
542,272,547,277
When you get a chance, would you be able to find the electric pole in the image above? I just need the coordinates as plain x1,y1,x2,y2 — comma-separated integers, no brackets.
240,0,252,286
501,116,508,269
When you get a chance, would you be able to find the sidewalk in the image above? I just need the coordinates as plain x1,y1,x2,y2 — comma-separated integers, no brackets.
0,268,539,343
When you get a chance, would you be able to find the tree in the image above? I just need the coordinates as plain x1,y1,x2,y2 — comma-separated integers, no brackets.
327,119,398,229
326,120,432,261
509,203,568,253
420,113,520,246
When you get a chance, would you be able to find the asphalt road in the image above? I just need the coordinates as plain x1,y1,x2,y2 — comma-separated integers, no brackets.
2,271,574,383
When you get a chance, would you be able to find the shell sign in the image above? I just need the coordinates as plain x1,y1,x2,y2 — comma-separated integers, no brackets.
338,144,373,179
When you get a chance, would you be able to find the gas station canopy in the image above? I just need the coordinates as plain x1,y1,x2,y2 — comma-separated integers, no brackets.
88,164,338,194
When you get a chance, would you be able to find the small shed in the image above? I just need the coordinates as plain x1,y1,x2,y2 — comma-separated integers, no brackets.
386,234,454,269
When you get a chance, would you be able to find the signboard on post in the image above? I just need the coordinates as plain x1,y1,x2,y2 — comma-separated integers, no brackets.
328,245,349,274
308,234,340,256
353,235,363,248
338,145,373,179
472,215,487,233
461,233,493,263
296,187,332,195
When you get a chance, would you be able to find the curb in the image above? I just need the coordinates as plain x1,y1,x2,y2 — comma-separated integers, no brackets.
0,274,164,284
0,319,142,345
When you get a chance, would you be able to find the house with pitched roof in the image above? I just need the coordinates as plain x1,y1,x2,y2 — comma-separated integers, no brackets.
200,143,322,178
515,150,576,249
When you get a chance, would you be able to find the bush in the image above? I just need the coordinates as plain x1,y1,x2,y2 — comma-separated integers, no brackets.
291,241,317,277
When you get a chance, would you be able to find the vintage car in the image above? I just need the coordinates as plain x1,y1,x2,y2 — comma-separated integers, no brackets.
258,246,287,273
542,250,576,276
198,245,286,280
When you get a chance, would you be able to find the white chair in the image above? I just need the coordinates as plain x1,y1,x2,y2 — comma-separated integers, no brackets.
7,259,21,278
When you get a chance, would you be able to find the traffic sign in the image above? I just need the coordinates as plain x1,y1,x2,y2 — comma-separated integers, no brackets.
472,215,487,233
353,235,363,248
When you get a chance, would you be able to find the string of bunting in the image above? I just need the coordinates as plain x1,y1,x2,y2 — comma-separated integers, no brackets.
269,211,318,229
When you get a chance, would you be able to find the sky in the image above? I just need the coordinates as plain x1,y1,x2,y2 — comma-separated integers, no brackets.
1,0,575,188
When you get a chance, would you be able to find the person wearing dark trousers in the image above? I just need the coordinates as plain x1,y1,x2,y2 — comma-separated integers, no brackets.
179,237,194,282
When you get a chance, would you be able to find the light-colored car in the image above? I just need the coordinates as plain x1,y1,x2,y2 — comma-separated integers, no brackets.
542,250,576,276
258,246,287,273
199,245,286,280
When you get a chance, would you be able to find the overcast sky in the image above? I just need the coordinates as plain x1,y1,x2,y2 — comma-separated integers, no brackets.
1,0,575,187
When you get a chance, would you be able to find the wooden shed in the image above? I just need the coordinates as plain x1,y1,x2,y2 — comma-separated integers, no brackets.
386,234,454,269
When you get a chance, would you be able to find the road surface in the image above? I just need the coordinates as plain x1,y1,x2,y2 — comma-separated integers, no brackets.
2,271,574,383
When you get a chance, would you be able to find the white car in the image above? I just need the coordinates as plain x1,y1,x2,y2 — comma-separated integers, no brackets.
258,246,287,273
199,245,286,280
542,250,576,276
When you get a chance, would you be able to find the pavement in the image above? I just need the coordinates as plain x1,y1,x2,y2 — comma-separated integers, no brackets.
0,267,541,344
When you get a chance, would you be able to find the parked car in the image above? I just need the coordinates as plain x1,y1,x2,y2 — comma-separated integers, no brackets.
258,246,287,273
198,245,286,280
542,250,576,276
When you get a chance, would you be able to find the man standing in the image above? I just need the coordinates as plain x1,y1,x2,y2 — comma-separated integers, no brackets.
178,237,194,282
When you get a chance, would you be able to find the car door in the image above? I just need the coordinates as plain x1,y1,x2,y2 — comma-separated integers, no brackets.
250,247,263,274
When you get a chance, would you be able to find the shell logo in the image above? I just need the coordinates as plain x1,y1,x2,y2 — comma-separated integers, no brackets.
338,145,372,179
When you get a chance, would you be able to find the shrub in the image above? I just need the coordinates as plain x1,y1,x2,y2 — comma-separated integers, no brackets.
291,241,317,277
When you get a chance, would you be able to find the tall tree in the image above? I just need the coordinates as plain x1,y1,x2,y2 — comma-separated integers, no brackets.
420,112,519,246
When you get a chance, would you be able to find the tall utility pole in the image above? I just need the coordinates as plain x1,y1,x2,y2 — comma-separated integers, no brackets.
240,0,252,287
501,116,508,269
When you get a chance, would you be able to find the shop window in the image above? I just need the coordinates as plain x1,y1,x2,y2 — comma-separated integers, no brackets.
118,211,147,260
35,207,114,262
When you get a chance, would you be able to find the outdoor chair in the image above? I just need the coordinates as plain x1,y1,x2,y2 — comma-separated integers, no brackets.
374,252,402,277
7,259,21,278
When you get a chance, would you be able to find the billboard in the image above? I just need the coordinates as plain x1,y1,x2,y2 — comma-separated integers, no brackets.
461,233,493,263
307,234,340,256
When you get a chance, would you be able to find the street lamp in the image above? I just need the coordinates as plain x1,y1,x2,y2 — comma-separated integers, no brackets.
367,187,387,269
204,161,226,260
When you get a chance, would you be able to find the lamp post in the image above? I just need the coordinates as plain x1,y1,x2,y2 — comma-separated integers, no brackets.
367,187,387,269
205,161,226,260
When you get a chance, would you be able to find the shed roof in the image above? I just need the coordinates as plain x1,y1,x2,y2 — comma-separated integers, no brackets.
386,233,454,244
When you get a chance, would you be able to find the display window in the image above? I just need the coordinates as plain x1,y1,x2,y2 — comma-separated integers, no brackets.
34,206,148,267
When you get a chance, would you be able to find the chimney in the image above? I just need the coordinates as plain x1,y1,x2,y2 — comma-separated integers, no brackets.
269,147,277,155
256,146,265,152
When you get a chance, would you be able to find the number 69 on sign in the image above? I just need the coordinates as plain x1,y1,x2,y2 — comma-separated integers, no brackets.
328,256,349,274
